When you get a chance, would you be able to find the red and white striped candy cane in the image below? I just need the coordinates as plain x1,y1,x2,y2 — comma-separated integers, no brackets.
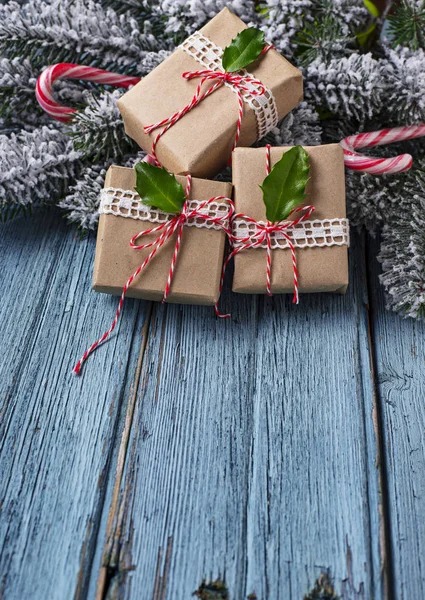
36,63,141,122
341,124,425,174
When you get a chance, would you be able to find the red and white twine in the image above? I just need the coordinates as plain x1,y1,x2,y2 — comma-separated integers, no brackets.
144,46,273,168
216,144,314,316
73,176,233,375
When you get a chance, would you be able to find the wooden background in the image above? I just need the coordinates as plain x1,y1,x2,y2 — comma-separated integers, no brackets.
0,209,424,600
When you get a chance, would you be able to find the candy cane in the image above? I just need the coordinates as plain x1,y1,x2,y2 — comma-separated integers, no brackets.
36,63,141,123
341,124,425,174
36,64,425,176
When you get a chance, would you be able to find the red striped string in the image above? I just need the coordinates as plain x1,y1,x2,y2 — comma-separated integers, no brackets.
265,144,272,296
73,178,233,375
214,144,314,317
143,48,273,168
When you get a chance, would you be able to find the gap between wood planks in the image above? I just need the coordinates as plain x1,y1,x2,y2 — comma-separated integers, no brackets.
93,302,154,600
364,234,396,600
86,232,394,600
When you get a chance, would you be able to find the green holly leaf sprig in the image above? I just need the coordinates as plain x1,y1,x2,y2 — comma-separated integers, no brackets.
222,27,266,73
260,146,310,222
134,162,185,214
363,0,380,18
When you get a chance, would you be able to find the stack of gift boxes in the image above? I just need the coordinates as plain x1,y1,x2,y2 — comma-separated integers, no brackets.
93,7,349,311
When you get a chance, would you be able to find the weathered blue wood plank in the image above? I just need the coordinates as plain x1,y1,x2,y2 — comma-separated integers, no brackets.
98,233,385,599
0,211,150,600
368,236,425,600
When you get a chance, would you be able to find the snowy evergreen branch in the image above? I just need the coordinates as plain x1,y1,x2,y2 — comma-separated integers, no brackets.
387,0,425,51
0,126,82,221
294,14,355,67
98,0,169,38
59,151,145,229
258,0,370,60
69,90,137,162
0,0,161,73
378,168,425,319
346,145,425,231
58,163,107,231
157,0,257,40
382,47,425,124
304,53,383,124
0,58,39,123
257,102,323,147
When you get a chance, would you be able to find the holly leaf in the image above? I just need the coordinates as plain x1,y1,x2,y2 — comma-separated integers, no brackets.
222,27,266,73
134,162,185,214
260,146,310,222
363,0,380,17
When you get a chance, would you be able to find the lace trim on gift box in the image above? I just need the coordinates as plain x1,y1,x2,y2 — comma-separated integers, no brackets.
232,217,350,249
99,187,231,231
180,31,278,140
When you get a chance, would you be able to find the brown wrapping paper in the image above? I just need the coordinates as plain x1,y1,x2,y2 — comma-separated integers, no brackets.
232,144,349,294
93,165,232,305
117,8,303,179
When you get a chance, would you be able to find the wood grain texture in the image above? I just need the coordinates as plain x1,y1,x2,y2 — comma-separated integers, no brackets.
368,236,425,600
99,233,385,600
0,211,150,600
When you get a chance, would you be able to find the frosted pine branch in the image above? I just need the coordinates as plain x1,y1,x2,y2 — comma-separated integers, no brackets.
59,151,146,229
70,90,137,162
257,102,323,148
58,163,107,231
0,126,82,221
383,47,425,124
0,0,161,73
157,0,257,38
304,53,383,124
378,172,425,319
274,102,322,147
346,153,425,231
259,0,369,59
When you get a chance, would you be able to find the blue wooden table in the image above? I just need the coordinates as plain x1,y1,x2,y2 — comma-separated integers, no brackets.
1,209,424,600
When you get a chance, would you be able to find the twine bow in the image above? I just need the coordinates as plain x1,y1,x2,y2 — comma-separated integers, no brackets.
144,45,273,168
216,144,315,317
229,207,315,302
73,175,234,375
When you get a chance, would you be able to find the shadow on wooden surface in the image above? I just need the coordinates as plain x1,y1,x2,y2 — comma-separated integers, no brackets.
1,211,424,600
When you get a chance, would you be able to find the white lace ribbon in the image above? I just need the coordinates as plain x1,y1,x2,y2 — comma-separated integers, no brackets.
99,187,231,231
232,217,350,249
180,31,278,140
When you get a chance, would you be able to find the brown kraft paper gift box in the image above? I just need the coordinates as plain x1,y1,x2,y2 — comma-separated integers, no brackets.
117,8,303,179
92,165,232,305
232,144,349,294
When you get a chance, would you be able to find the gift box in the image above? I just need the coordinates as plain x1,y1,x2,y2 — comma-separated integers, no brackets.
117,8,303,179
232,144,349,294
92,165,232,305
